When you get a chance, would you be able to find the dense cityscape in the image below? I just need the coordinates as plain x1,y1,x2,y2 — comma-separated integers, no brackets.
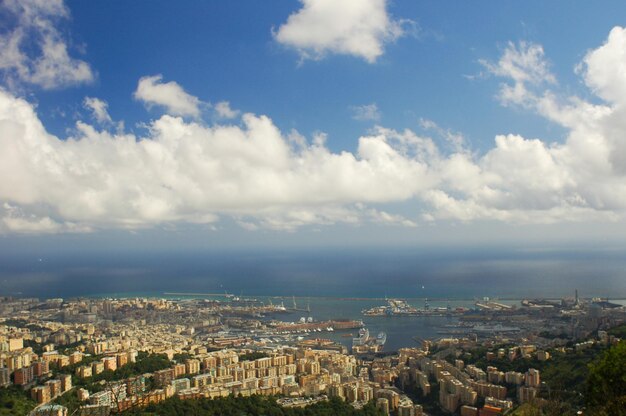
1,292,624,415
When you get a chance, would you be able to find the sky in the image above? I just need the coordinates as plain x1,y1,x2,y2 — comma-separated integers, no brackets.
2,0,626,253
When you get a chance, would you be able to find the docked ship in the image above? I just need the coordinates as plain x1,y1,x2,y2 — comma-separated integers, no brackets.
352,328,386,353
352,328,370,346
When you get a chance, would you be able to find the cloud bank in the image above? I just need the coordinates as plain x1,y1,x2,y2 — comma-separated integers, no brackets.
3,27,626,233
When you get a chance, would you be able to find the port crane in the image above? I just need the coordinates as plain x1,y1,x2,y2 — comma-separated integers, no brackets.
290,296,311,313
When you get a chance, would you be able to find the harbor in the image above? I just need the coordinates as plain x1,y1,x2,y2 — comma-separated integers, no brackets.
362,298,470,316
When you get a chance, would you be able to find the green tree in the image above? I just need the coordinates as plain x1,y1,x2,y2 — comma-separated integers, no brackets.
585,341,626,415
122,395,384,416
238,352,269,361
0,385,36,416
607,323,626,339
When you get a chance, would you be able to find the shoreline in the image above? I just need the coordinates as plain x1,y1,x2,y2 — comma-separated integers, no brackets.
4,291,626,303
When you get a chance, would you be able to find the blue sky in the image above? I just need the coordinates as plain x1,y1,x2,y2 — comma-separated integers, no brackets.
35,0,620,149
2,0,626,249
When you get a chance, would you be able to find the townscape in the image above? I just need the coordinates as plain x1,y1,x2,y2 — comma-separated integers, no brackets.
1,292,624,415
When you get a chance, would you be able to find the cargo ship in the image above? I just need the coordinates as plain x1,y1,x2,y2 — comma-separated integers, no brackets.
352,328,370,346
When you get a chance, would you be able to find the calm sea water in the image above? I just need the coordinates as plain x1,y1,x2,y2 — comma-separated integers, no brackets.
1,247,625,300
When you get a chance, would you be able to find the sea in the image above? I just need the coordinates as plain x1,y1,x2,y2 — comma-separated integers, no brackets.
2,246,626,351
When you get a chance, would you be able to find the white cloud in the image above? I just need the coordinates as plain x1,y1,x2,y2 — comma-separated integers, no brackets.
3,27,626,233
425,27,626,222
419,118,465,151
0,88,435,233
368,208,417,227
84,97,112,124
134,75,201,117
0,0,94,89
483,41,555,85
351,103,381,121
214,101,239,119
1,202,89,233
581,26,626,106
83,97,124,132
480,41,555,107
274,0,409,63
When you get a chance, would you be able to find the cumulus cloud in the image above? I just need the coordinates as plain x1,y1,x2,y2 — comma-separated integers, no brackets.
273,0,410,63
3,27,626,233
134,75,201,117
0,0,94,89
214,101,239,119
582,26,626,106
0,87,436,233
351,103,381,122
427,27,626,222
